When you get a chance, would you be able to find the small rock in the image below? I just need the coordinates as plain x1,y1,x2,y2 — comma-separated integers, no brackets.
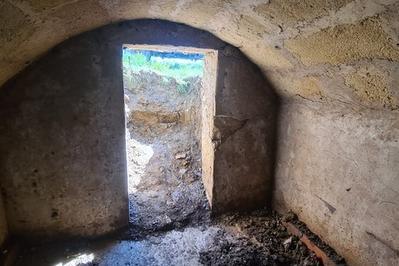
283,236,292,248
179,168,187,175
175,152,187,159
194,168,201,174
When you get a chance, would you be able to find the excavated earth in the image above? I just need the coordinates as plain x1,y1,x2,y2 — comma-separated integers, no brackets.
124,70,207,231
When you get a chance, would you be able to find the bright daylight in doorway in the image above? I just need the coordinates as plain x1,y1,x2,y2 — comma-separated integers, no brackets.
122,46,208,229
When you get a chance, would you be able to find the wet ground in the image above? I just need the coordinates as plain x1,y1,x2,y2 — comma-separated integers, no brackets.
13,210,345,266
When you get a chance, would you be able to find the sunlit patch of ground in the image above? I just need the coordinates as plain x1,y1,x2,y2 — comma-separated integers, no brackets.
125,128,153,194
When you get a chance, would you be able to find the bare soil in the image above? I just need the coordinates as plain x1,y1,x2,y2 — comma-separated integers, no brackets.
124,71,206,231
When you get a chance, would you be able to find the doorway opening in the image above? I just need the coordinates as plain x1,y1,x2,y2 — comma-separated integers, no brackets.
122,45,215,230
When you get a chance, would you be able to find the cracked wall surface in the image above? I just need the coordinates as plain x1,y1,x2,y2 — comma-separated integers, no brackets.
285,16,399,66
345,66,398,110
0,20,276,238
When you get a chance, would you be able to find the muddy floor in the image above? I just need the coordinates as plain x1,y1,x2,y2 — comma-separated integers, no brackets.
13,209,345,266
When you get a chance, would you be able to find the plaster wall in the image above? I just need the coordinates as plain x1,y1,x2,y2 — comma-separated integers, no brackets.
212,48,278,212
0,32,128,238
273,101,399,265
201,51,217,206
0,20,276,238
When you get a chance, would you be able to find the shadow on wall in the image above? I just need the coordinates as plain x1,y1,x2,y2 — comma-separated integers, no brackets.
0,19,280,240
211,45,280,213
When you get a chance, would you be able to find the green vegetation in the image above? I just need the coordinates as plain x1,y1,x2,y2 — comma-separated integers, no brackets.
122,49,204,85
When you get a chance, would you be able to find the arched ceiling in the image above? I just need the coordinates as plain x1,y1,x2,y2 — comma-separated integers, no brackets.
1,0,398,110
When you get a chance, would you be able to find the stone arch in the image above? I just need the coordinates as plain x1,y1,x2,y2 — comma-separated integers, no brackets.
2,0,398,109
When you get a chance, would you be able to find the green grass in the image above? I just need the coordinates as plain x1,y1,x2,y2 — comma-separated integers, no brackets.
122,50,204,84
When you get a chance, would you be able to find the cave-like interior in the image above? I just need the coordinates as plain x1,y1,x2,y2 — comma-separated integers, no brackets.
0,1,398,265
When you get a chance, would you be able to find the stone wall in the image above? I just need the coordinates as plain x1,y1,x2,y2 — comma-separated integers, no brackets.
0,20,276,238
273,101,399,265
